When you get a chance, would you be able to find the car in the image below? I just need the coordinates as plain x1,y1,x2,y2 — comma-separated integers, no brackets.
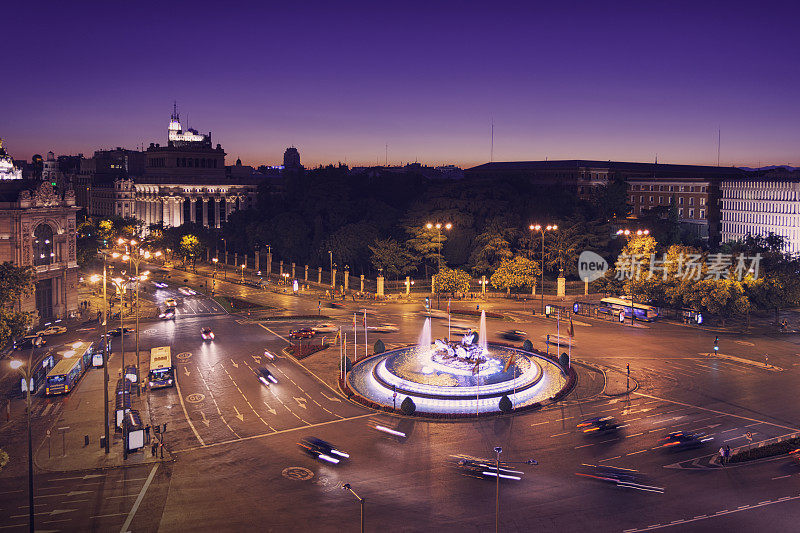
289,328,316,339
660,431,714,451
450,454,529,481
575,464,664,493
257,367,278,385
159,308,176,320
577,416,623,435
201,328,215,341
14,335,45,349
178,286,197,296
370,324,399,333
107,327,133,337
311,323,338,333
38,325,67,336
426,309,449,319
297,437,349,464
164,297,177,308
789,448,800,466
153,281,168,289
262,349,276,361
500,330,527,341
326,302,344,309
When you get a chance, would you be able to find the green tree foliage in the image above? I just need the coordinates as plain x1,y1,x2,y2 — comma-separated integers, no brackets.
544,222,585,277
0,262,35,347
405,224,446,278
683,278,749,326
490,256,541,295
369,239,416,279
180,234,204,268
433,266,471,295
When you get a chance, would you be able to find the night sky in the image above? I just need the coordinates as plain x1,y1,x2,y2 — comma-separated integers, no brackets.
2,1,798,168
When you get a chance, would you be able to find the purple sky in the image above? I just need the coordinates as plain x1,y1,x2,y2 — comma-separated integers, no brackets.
2,1,798,168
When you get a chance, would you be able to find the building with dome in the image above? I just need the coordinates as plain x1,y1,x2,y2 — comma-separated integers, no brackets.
89,106,259,228
0,139,23,180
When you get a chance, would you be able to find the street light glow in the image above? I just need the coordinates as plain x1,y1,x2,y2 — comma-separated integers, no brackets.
10,360,23,370
90,274,101,283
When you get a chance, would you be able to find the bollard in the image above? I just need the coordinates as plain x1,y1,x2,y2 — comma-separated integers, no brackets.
84,435,89,446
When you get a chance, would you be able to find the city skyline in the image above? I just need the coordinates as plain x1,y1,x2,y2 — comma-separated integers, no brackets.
3,2,799,168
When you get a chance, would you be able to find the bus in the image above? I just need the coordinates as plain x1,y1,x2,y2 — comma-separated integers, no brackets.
148,346,174,389
45,341,95,396
600,297,660,322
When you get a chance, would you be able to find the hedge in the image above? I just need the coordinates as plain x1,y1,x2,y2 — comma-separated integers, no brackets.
728,437,800,464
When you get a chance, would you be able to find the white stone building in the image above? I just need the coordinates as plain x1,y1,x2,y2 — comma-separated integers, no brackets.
720,176,800,253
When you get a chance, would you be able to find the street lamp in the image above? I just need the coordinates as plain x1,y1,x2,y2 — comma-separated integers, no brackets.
241,263,246,284
212,257,218,295
90,251,116,454
491,449,538,533
426,222,452,306
615,228,650,324
342,483,364,533
529,224,558,314
10,357,35,533
111,275,129,459
329,250,334,287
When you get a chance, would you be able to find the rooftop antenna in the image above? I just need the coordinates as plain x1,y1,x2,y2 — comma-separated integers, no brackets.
490,118,494,162
717,128,721,166
385,143,388,166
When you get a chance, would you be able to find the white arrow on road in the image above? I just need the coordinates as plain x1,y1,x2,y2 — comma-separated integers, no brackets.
36,490,92,498
13,509,77,518
184,366,191,377
263,401,277,415
293,397,308,409
231,359,239,369
320,392,341,403
253,355,262,364
50,474,104,482
233,406,244,421
199,411,210,427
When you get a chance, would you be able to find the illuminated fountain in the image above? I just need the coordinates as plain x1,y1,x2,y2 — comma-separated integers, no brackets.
346,311,570,416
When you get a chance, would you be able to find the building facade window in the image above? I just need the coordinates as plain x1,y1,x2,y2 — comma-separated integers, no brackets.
33,224,54,266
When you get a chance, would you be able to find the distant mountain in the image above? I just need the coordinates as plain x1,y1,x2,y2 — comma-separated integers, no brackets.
738,165,798,171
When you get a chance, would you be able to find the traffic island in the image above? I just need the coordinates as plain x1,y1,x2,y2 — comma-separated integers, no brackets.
728,433,800,464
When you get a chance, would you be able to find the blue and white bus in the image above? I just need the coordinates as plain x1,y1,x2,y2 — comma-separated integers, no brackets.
600,297,659,322
45,341,94,395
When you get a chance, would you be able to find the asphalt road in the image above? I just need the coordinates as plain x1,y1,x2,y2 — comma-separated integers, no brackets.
2,271,800,532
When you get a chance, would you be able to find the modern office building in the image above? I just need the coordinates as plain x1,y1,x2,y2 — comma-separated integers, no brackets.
720,171,800,253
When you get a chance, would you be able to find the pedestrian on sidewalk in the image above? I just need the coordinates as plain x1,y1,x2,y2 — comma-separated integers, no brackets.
145,424,150,443
159,442,164,459
725,445,731,463
719,446,726,466
151,441,157,457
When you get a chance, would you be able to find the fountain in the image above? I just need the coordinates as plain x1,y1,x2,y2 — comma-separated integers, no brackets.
418,318,431,353
343,312,571,416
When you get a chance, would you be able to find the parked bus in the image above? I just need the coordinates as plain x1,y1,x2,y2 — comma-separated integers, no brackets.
599,297,660,321
45,341,95,396
148,346,174,389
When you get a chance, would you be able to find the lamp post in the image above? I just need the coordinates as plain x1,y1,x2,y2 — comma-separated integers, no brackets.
112,275,128,459
222,238,227,279
426,222,452,306
212,257,218,295
529,224,557,314
241,263,246,284
89,251,116,454
10,354,35,533
491,450,538,533
615,228,649,325
342,483,364,533
329,250,334,287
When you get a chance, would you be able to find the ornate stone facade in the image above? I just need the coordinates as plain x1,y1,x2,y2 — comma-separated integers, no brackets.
0,180,79,325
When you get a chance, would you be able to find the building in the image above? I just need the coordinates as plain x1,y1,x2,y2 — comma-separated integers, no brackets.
720,171,800,253
628,177,712,239
89,107,258,228
465,160,745,200
283,146,302,173
0,139,22,180
42,151,59,182
0,176,79,324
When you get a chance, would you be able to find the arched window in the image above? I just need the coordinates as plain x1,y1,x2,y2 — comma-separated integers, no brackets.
33,224,54,266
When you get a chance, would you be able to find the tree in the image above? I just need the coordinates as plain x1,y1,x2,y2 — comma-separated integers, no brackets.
544,222,585,277
0,262,35,347
432,266,471,295
180,234,204,269
469,231,513,277
490,256,541,295
369,238,416,279
405,225,446,279
498,395,513,413
683,278,749,327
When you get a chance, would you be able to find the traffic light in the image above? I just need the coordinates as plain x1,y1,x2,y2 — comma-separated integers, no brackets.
713,336,719,353
425,297,430,309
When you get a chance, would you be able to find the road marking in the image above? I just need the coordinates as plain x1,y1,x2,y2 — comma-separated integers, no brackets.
321,392,341,403
530,421,550,427
171,413,376,453
233,405,244,422
199,411,210,427
175,369,205,446
197,367,240,439
119,464,159,533
626,432,644,438
633,392,800,432
772,475,791,480
263,401,277,415
293,397,308,409
623,493,800,531
551,431,571,437
222,364,274,430
626,449,648,456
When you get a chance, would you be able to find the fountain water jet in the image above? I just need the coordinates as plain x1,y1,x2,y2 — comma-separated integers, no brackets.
478,310,488,354
418,317,432,353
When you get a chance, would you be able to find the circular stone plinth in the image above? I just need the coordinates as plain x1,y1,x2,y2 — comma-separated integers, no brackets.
346,343,568,415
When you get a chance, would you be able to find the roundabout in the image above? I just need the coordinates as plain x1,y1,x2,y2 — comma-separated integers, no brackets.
345,316,572,416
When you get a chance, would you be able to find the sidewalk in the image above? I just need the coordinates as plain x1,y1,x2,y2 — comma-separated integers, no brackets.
34,351,171,472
